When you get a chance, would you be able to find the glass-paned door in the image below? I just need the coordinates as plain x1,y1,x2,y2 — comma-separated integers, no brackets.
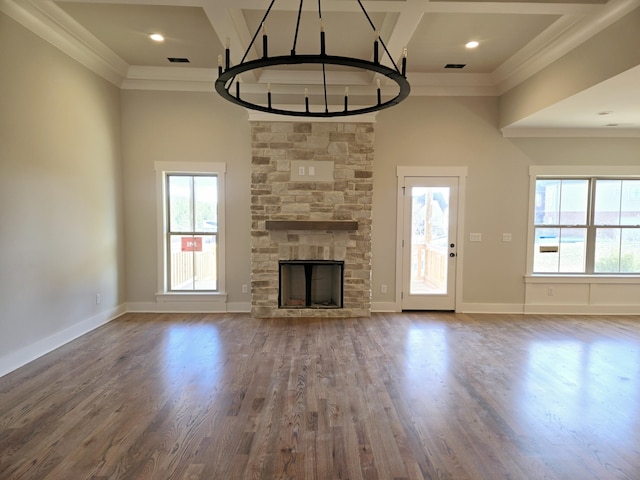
402,177,458,310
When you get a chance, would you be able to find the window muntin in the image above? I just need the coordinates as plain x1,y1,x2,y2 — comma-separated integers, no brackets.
166,174,219,291
533,177,640,274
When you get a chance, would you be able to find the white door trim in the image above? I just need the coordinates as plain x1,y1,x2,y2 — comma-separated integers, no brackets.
396,166,468,311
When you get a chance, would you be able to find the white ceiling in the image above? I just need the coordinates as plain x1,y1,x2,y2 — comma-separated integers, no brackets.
4,0,640,133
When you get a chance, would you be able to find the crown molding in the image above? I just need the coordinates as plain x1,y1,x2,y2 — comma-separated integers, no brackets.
121,66,216,92
495,0,640,94
0,0,127,86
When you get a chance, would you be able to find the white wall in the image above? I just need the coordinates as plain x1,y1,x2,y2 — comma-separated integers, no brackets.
120,91,640,314
373,96,531,310
0,12,125,376
120,90,252,311
373,96,640,312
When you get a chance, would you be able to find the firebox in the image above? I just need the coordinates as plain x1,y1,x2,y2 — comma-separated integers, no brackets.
278,260,344,309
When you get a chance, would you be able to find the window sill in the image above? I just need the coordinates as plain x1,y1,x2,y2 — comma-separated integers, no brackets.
525,275,640,284
155,292,228,302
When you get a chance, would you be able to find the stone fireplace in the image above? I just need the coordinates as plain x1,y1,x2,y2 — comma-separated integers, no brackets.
250,121,373,318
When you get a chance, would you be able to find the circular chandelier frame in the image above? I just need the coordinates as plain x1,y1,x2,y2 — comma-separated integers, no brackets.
215,0,410,118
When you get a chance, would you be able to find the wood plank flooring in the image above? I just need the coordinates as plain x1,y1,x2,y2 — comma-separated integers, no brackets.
1,312,640,479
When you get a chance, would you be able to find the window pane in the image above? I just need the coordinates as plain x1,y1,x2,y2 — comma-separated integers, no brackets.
533,227,559,272
559,228,586,272
621,228,640,272
410,186,449,294
194,176,218,232
559,180,588,225
621,180,640,226
195,236,217,289
594,179,621,225
595,180,640,226
535,180,560,225
168,176,192,232
170,234,194,290
535,179,588,225
170,235,218,290
533,227,586,273
595,228,640,273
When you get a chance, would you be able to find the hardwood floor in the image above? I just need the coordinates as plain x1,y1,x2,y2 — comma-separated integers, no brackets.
1,312,640,479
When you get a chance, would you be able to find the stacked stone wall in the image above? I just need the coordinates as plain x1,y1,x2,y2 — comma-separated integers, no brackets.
250,121,374,318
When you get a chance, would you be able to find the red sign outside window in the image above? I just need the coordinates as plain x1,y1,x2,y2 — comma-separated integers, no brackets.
181,237,202,252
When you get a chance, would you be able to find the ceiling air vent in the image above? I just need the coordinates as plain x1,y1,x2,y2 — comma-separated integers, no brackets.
444,64,466,69
168,57,190,63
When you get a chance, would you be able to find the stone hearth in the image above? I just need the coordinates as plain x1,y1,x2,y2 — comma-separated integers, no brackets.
250,121,373,318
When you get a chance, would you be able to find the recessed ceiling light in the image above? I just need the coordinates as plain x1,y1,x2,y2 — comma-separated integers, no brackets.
465,41,479,49
149,33,165,42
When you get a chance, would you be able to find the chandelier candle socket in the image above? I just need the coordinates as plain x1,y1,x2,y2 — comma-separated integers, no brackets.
215,0,410,117
374,30,379,64
262,23,268,58
402,47,407,77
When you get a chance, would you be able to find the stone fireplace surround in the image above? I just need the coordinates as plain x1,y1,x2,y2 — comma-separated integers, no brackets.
250,121,374,318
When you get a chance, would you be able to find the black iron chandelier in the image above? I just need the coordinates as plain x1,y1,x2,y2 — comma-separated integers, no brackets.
215,0,410,118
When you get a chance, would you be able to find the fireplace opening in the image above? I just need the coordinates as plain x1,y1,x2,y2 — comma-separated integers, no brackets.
279,260,344,309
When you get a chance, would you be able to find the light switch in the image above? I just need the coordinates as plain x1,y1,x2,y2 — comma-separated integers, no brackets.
470,233,482,242
308,166,315,176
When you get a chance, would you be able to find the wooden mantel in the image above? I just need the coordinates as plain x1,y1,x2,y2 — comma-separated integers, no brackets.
265,220,358,231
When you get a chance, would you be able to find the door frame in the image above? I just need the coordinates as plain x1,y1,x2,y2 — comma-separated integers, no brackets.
396,166,468,311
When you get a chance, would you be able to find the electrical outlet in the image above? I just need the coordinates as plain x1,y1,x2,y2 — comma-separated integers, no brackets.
381,284,387,294
242,284,248,294
547,287,554,296
502,233,512,242
96,293,101,305
298,166,305,176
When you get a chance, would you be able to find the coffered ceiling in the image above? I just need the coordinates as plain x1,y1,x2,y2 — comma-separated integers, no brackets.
3,0,639,134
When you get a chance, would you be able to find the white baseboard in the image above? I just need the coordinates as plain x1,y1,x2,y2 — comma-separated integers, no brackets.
0,304,126,378
126,301,230,313
457,303,525,314
523,304,640,315
371,301,399,312
372,301,525,314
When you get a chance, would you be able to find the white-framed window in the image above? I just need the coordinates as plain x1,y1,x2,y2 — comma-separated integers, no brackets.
155,162,226,297
528,166,640,275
